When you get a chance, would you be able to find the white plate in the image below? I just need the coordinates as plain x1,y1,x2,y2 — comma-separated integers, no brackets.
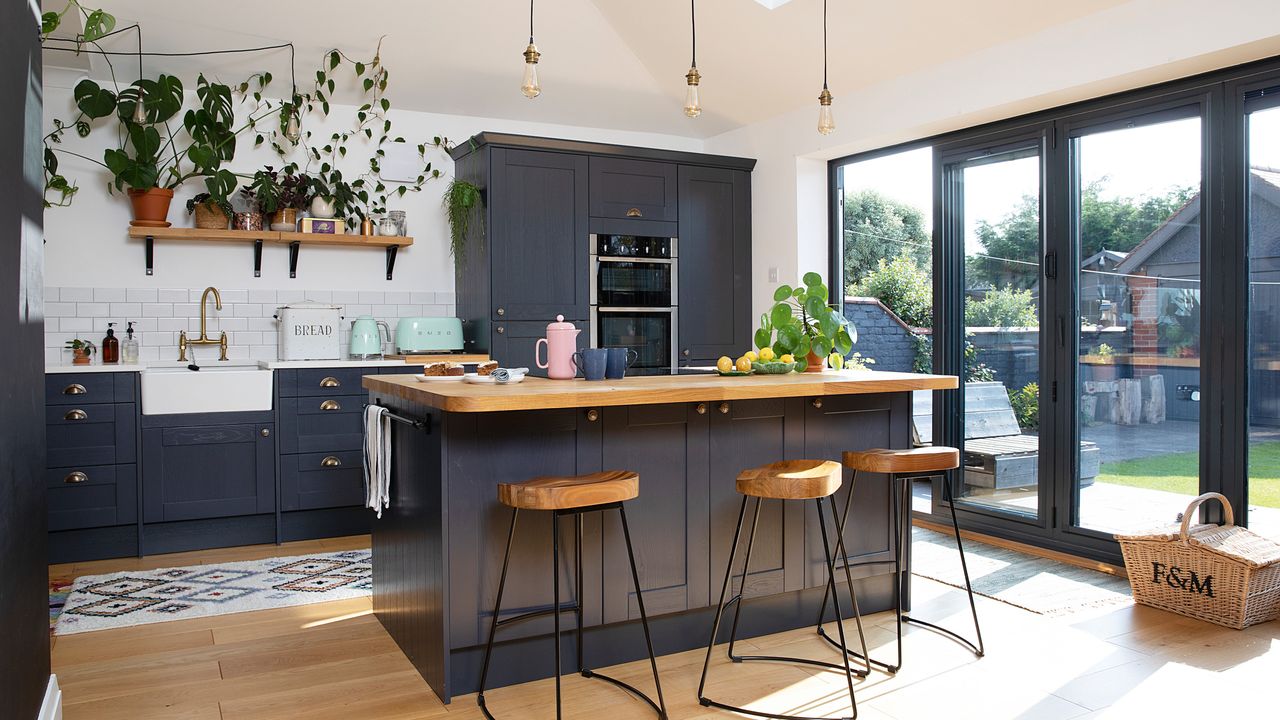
414,374,466,382
463,372,526,384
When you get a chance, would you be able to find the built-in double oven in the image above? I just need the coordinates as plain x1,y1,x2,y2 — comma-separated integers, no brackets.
590,232,678,375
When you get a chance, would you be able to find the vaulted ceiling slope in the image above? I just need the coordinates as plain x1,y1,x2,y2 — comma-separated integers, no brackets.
43,0,1128,139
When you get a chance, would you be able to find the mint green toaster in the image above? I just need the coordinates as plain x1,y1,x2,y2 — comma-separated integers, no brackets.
394,317,464,353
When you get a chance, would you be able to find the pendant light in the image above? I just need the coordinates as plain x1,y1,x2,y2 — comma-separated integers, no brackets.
521,0,542,99
131,88,147,124
285,110,301,142
817,0,835,135
683,0,701,118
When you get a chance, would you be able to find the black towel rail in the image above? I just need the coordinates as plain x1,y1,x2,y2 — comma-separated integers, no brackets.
366,403,430,431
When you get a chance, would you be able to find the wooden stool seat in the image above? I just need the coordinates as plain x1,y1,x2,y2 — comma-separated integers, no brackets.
498,470,639,510
842,447,960,475
736,459,842,500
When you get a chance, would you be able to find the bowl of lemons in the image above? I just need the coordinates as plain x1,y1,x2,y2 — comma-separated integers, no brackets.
716,351,759,376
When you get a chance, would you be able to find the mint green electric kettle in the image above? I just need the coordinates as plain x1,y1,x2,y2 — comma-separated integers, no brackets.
349,316,390,359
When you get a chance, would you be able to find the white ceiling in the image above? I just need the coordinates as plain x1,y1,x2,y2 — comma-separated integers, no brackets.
44,0,1129,139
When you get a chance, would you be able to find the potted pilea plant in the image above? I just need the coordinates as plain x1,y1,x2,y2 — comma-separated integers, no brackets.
755,272,856,372
65,338,95,365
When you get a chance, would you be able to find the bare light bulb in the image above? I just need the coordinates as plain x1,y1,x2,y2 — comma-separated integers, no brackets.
817,87,835,135
521,43,541,99
684,67,702,118
285,112,301,142
131,90,146,124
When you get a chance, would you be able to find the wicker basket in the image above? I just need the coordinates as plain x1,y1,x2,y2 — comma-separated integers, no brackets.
1116,492,1280,629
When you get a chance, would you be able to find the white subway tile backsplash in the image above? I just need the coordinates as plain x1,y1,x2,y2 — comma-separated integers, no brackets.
61,287,93,302
248,317,277,332
220,289,248,304
126,288,158,303
345,304,372,317
385,291,410,304
171,303,198,318
45,348,62,365
232,303,263,317
397,304,421,317
158,288,188,303
358,291,385,304
276,289,305,303
435,291,456,305
94,288,127,302
45,288,59,303
247,289,276,304
142,303,173,318
158,318,187,332
218,317,248,332
331,290,360,304
110,302,141,317
138,346,161,361
372,304,398,317
77,302,110,317
410,292,434,304
60,317,93,332
45,302,76,316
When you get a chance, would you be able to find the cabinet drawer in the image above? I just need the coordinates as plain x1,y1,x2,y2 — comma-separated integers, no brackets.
46,403,136,467
277,367,372,397
141,423,275,523
280,450,366,511
279,394,366,454
589,157,677,222
46,463,137,531
45,373,135,406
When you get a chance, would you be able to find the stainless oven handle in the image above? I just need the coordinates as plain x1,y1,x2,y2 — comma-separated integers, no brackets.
595,306,676,313
594,256,675,264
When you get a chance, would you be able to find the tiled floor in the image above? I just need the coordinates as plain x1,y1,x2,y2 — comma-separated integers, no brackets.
49,535,1280,719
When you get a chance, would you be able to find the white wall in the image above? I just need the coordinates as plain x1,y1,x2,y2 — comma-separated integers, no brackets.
42,67,703,295
704,0,1280,323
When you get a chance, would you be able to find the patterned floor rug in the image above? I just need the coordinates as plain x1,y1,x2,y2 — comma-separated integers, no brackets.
54,549,371,635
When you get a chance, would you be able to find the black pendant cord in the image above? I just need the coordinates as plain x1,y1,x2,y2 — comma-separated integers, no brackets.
529,0,536,44
822,0,829,90
690,0,697,69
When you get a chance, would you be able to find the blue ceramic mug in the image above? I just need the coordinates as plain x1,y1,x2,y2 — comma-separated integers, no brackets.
571,348,609,381
605,347,639,379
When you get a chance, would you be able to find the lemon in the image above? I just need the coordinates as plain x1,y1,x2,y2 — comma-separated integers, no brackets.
716,356,733,373
758,347,776,362
744,350,759,362
735,356,753,373
779,353,794,364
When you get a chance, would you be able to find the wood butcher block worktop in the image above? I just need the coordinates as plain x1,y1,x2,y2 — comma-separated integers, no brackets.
362,370,957,413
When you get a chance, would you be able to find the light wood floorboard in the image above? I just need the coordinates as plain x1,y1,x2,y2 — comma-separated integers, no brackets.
50,536,1280,719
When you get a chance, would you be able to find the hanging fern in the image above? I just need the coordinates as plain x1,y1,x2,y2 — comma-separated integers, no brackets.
443,179,484,260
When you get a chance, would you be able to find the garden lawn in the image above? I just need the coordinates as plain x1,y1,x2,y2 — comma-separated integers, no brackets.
1096,441,1280,508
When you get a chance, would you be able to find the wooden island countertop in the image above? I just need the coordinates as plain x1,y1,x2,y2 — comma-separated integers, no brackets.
363,369,957,413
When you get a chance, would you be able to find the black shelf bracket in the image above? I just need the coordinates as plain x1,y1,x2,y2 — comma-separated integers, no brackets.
145,235,154,275
288,241,301,279
253,239,263,278
385,244,400,281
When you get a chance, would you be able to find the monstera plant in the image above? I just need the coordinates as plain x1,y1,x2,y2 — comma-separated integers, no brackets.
755,272,856,372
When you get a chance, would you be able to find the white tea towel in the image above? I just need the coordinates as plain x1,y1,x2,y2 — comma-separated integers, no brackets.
363,405,392,518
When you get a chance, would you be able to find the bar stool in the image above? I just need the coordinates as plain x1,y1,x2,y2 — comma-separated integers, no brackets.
698,459,869,720
816,446,984,675
477,470,667,720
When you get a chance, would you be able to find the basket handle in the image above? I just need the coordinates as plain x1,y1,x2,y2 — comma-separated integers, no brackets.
1178,492,1235,542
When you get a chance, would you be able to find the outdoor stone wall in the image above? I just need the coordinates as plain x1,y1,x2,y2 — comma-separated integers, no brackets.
968,328,1038,394
842,297,919,373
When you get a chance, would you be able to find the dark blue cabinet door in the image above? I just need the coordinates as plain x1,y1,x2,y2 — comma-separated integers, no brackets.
279,394,365,454
46,463,137,531
489,148,590,321
677,165,751,363
279,450,365,511
142,422,275,522
601,402,709,622
46,402,135,467
589,157,678,222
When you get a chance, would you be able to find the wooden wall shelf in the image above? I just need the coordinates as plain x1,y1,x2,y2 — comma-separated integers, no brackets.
127,226,414,280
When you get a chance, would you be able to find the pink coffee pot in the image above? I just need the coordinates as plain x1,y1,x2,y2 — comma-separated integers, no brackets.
535,315,582,380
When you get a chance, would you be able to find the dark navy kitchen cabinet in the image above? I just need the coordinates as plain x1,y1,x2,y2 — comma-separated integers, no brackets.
141,415,275,523
279,394,365,454
489,148,590,322
678,165,752,364
451,133,754,371
589,156,678,222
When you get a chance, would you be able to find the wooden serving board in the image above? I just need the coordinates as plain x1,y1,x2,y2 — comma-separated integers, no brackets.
385,353,491,364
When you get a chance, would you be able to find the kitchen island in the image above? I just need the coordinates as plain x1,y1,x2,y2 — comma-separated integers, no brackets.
362,370,957,703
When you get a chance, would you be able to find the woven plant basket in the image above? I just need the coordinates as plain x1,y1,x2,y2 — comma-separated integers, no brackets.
1116,492,1280,629
193,202,229,230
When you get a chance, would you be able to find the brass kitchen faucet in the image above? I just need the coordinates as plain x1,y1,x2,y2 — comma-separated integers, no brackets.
178,286,229,361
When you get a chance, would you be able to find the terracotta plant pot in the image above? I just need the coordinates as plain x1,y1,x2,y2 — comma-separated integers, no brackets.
127,187,174,228
269,208,299,231
192,202,229,230
72,348,90,365
234,212,264,231
805,349,827,373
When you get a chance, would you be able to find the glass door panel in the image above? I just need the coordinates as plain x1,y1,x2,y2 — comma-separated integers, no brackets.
955,149,1043,520
1072,115,1203,534
1247,101,1280,538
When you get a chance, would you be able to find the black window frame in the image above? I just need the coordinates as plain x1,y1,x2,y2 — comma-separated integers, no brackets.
829,54,1280,564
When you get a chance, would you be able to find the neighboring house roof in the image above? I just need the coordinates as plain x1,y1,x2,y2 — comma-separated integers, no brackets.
1081,249,1128,269
1117,168,1280,276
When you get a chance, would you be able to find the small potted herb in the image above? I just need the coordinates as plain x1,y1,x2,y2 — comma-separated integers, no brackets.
249,165,311,231
65,338,95,365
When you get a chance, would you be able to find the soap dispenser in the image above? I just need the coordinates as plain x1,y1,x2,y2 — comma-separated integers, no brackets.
102,322,119,364
121,321,139,364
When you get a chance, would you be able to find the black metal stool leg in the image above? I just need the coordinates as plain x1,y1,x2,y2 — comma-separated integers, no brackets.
552,512,563,720
726,497,762,661
816,496,860,720
575,513,585,675
816,470,883,676
824,493,872,677
477,508,519,719
619,505,669,719
900,474,985,659
698,496,748,703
